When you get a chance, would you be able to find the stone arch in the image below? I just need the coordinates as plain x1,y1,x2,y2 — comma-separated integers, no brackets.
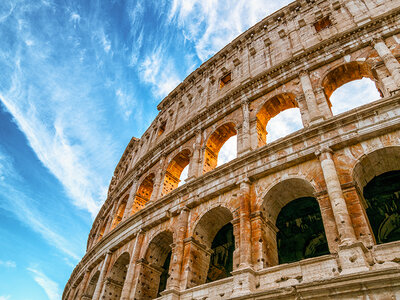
131,173,155,215
135,231,173,299
97,217,109,241
186,206,236,287
203,122,238,174
260,178,329,266
161,149,191,196
111,195,128,230
352,146,400,244
102,252,130,300
255,93,299,147
321,61,382,113
83,270,100,299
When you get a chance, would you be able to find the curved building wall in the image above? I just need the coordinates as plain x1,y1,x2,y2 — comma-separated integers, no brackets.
64,0,400,299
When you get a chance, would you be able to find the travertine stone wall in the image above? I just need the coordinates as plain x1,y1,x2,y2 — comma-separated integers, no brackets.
65,0,400,299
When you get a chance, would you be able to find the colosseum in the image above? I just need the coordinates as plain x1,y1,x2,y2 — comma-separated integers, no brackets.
64,0,400,299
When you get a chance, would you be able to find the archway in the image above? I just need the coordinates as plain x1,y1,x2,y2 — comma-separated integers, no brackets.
186,206,235,288
276,197,329,264
203,122,237,174
162,149,191,196
131,173,154,215
321,61,382,115
102,252,130,300
83,271,100,299
135,231,173,299
111,195,128,230
256,93,301,147
353,147,400,244
97,218,108,242
261,178,329,266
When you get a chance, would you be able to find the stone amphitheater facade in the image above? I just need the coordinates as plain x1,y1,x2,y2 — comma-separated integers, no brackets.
63,0,400,299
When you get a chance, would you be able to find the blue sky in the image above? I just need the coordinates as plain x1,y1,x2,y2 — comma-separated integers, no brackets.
0,1,381,299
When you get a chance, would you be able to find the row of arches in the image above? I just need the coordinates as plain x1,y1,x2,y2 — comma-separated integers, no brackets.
95,56,391,245
76,146,400,300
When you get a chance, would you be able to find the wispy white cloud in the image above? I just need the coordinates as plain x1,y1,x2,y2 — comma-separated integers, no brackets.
330,78,381,115
139,46,181,98
0,260,16,268
168,0,292,61
0,148,80,260
0,295,11,300
28,268,60,300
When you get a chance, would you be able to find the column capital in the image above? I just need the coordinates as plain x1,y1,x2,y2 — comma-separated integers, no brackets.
315,146,333,158
370,34,384,46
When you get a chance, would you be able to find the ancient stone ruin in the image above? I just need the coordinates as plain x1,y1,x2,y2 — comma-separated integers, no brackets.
64,0,400,299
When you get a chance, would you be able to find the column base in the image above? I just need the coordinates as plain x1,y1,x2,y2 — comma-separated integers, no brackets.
230,267,257,298
160,288,181,300
338,241,371,275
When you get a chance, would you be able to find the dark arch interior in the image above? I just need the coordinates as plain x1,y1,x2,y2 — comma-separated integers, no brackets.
276,197,329,264
363,170,400,244
157,251,172,297
206,222,234,283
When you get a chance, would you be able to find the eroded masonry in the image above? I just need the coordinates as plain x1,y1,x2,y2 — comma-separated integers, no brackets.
64,0,400,299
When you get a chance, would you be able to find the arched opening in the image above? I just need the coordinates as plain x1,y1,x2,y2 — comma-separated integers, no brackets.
256,93,300,147
276,197,329,264
203,122,237,174
83,271,100,299
135,231,173,299
131,173,154,215
206,222,235,283
178,165,189,187
322,62,383,115
186,206,235,288
111,195,128,230
161,149,191,196
103,252,130,300
97,218,108,242
261,178,330,266
265,108,303,143
353,147,400,245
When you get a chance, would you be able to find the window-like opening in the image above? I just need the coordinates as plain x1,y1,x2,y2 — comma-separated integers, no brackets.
162,149,191,196
83,271,100,299
352,147,400,245
206,223,234,282
276,197,329,264
265,107,303,143
157,251,171,297
111,195,128,230
314,16,332,32
203,122,237,174
135,231,173,299
158,121,166,136
256,93,300,147
97,220,107,242
131,173,154,215
322,62,382,115
217,135,237,167
363,170,400,244
219,72,232,89
329,78,381,115
178,164,189,187
186,206,234,288
102,252,130,300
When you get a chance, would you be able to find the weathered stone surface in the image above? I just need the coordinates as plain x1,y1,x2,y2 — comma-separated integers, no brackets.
64,0,400,299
